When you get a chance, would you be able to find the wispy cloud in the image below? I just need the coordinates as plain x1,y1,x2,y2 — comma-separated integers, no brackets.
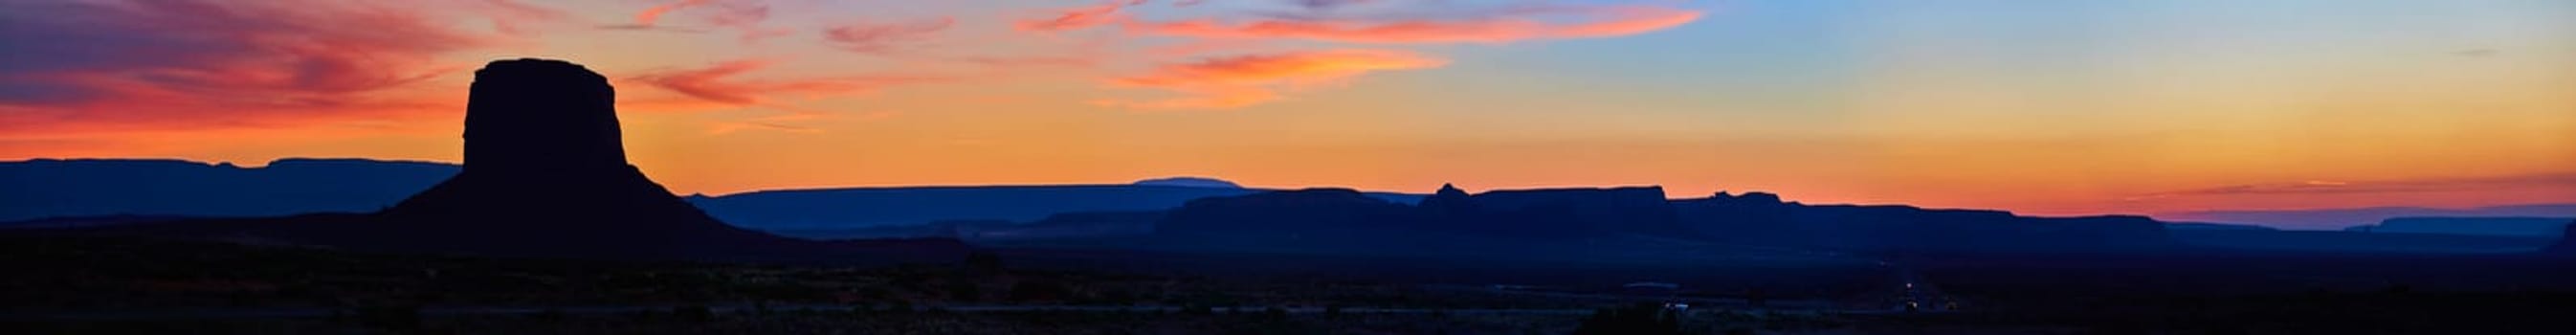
1016,0,1147,33
630,59,945,109
1000,1,1699,108
705,110,895,135
1099,49,1446,110
823,18,957,55
1288,0,1384,11
1128,5,1703,44
0,0,517,134
633,0,714,27
957,56,1100,69
2127,173,2576,201
472,0,572,35
615,0,786,41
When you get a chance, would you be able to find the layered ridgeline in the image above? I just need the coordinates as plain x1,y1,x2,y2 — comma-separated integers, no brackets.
0,159,456,222
2345,217,2576,237
61,58,964,262
1138,185,2174,255
0,160,1419,230
2160,204,2576,231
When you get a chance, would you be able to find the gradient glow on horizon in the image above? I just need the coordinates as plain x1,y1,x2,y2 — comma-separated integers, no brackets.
2,0,2571,216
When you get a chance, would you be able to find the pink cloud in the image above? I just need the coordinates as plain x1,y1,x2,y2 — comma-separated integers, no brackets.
468,0,571,35
633,0,715,27
823,17,957,55
957,56,1101,68
630,60,946,109
1102,49,1446,110
0,0,515,135
618,0,785,41
705,110,896,135
1016,0,1147,33
1129,5,1703,44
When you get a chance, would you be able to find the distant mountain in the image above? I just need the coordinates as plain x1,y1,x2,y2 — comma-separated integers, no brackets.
1131,176,1244,189
1673,191,2173,253
761,211,1166,242
2157,204,2576,231
688,185,1256,229
1,162,1419,231
689,186,1418,229
1157,188,1421,240
2165,222,2279,231
2345,217,2575,237
0,158,458,222
2170,230,2555,254
969,211,1163,241
1138,186,2174,255
48,58,966,262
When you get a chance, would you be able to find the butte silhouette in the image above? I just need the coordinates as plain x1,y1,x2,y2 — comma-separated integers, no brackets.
106,58,966,262
371,58,778,258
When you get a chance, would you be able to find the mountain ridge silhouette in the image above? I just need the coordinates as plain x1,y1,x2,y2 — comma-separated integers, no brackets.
51,58,966,262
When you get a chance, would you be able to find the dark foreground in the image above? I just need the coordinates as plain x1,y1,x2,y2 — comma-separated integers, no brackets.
9,235,2576,334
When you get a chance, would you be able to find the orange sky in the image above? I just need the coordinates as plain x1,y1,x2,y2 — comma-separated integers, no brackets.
2,0,2571,216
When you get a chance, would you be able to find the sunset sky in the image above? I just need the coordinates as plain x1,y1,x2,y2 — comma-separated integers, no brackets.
2,0,2571,216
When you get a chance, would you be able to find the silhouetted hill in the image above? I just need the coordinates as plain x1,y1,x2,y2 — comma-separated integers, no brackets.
1468,187,1691,238
1144,186,2173,255
762,211,1167,242
64,58,964,262
1152,186,1698,244
359,58,827,259
2344,216,2576,237
2169,230,2554,254
1157,188,1422,238
690,185,1418,229
2159,204,2576,231
0,158,455,221
2165,222,2279,231
0,159,1416,230
690,185,1255,229
973,211,1164,240
1667,191,2174,253
1131,176,1244,189
1671,192,2171,253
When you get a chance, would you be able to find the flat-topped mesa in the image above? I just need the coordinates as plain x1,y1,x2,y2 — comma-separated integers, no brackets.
380,58,769,257
464,58,626,175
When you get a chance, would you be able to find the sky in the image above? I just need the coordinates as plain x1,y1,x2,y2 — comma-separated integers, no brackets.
1,0,2571,216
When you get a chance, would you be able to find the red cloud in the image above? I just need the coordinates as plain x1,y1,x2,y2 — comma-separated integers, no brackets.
633,0,715,27
1017,0,1147,33
823,17,957,54
0,0,516,135
705,110,896,135
958,56,1100,68
630,60,945,109
1102,49,1446,110
471,0,571,35
619,0,786,41
1131,5,1702,43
